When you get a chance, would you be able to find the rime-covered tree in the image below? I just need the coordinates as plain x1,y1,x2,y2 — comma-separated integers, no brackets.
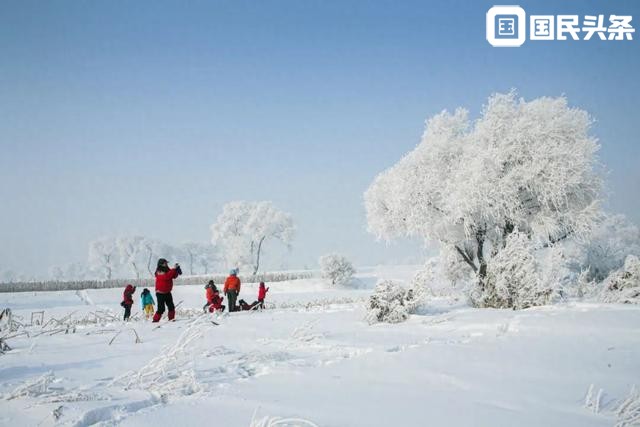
48,266,64,281
567,213,640,282
210,201,295,274
88,237,118,280
181,242,217,275
365,92,602,308
319,253,355,287
116,235,148,279
63,262,90,281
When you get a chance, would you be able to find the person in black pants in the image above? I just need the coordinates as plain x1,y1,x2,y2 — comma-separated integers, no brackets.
121,284,136,321
153,258,182,322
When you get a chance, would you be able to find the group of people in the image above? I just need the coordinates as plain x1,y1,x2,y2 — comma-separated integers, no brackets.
120,259,269,322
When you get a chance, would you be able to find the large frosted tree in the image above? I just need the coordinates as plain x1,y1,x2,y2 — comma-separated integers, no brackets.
210,201,295,274
364,92,602,305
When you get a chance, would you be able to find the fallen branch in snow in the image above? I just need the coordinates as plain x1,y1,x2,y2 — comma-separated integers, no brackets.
111,317,206,396
616,385,640,427
108,328,142,345
3,371,57,400
584,384,604,414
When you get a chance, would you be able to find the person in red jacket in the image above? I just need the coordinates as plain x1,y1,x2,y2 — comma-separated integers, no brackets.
121,284,136,321
152,258,182,322
257,282,269,309
224,269,241,312
203,281,225,313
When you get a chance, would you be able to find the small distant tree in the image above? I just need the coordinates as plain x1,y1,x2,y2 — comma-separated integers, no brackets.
319,254,355,287
63,262,90,281
48,266,65,281
181,242,217,275
116,235,148,279
211,201,295,274
0,270,18,283
142,239,179,276
88,237,118,280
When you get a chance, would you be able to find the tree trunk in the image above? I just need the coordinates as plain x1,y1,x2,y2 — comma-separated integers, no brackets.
455,245,478,273
105,254,112,280
188,251,194,275
476,230,487,290
147,251,154,275
253,236,266,275
132,262,140,280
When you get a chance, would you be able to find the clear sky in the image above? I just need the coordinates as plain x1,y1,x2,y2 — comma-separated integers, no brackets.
1,0,639,277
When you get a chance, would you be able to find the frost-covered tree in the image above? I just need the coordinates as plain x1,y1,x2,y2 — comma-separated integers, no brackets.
0,269,17,283
211,201,295,274
48,266,64,281
181,242,217,275
116,235,148,279
319,253,356,287
365,92,601,308
601,255,640,304
567,213,640,282
63,262,91,281
88,237,118,280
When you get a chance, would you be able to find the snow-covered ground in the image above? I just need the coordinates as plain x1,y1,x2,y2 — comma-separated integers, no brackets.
1,269,639,426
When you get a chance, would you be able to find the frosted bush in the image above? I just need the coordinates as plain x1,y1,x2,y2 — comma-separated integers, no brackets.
365,280,426,324
412,253,472,299
616,385,640,427
568,213,640,282
574,269,600,299
319,254,355,287
601,255,640,304
470,231,553,309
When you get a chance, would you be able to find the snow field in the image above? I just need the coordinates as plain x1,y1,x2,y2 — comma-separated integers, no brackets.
1,273,639,426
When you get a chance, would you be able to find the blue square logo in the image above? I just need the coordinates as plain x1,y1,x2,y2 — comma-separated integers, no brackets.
495,14,518,39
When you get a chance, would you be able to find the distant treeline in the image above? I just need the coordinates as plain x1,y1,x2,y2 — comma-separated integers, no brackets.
0,271,316,293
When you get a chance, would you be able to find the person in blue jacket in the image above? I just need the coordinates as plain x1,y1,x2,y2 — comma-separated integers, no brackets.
140,288,155,320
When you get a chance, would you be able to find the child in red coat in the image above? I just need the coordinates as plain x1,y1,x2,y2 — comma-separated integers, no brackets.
258,282,269,309
204,281,225,313
121,284,136,321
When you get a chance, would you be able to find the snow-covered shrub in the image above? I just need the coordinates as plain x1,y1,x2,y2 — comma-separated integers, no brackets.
411,257,467,299
365,280,426,324
601,255,640,304
441,245,474,287
470,231,553,309
574,269,600,299
616,385,640,427
319,254,355,287
568,213,640,282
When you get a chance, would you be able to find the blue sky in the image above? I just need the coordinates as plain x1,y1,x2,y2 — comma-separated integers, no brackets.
1,0,639,277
